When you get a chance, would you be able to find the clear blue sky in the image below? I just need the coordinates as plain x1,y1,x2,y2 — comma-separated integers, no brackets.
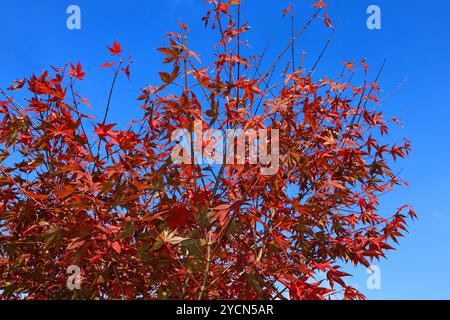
0,0,449,299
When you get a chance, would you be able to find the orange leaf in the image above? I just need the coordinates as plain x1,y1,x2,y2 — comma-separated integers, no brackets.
111,241,122,254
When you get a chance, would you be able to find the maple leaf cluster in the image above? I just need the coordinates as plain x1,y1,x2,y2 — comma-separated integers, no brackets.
0,1,414,300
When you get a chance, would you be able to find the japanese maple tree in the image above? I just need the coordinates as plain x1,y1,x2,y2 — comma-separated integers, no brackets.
0,1,415,300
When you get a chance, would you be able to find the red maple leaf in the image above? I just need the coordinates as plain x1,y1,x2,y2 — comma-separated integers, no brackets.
107,40,122,56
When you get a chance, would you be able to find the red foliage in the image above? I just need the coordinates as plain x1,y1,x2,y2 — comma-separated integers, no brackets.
0,1,414,300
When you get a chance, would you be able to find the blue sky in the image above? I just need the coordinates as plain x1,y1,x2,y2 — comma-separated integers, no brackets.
0,0,449,299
